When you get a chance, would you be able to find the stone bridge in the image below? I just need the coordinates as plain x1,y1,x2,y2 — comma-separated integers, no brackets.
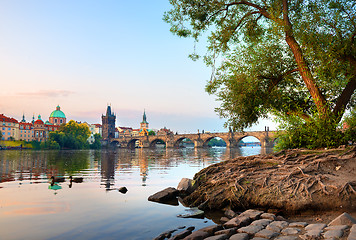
109,131,276,149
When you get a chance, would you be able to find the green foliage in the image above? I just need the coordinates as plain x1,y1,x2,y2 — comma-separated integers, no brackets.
148,130,156,136
343,109,356,144
274,111,346,150
49,120,91,149
164,0,356,137
90,133,102,149
208,138,226,147
40,140,60,150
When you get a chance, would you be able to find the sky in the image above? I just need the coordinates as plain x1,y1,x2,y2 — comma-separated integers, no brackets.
0,0,276,133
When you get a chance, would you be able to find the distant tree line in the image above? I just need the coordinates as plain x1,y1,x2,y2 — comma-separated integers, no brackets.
41,120,101,150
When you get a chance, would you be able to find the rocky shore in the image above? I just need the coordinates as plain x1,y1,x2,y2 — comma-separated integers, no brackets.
149,146,356,240
153,209,356,240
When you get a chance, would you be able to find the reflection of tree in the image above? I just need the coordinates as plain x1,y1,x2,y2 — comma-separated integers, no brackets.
0,150,90,184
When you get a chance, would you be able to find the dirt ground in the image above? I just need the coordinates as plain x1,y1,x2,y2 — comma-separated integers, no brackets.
182,146,356,219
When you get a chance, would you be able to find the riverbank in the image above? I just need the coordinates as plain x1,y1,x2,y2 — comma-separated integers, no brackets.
151,146,356,239
180,146,355,213
153,209,356,240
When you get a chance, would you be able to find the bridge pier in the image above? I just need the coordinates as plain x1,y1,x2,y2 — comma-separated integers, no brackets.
260,137,274,148
194,139,204,148
226,138,238,148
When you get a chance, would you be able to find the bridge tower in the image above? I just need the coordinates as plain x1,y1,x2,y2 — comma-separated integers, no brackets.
102,105,116,140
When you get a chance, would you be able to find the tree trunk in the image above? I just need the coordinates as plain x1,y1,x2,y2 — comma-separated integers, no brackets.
282,0,328,116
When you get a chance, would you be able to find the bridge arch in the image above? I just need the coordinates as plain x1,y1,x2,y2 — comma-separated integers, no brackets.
173,137,194,148
110,140,120,148
202,137,228,148
127,138,140,149
236,135,262,147
149,138,166,148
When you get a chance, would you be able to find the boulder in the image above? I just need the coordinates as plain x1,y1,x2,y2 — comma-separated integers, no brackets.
328,212,356,227
118,187,128,194
177,178,197,194
148,187,179,204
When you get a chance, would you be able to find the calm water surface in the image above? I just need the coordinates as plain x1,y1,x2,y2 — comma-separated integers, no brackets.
0,147,268,240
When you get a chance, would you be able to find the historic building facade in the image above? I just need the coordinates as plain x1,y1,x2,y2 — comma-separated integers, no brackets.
101,105,116,140
0,114,19,140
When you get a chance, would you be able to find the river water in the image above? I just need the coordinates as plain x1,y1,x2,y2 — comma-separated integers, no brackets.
0,147,269,240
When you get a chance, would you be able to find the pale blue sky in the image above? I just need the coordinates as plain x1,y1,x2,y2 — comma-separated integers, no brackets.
0,1,275,133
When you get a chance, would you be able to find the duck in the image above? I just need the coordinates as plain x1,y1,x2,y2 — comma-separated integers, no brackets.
50,176,65,183
69,176,84,183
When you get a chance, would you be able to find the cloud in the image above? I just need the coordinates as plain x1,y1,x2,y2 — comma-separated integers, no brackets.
16,90,75,98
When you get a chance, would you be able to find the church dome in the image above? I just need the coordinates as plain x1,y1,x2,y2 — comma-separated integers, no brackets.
50,105,66,118
34,115,44,124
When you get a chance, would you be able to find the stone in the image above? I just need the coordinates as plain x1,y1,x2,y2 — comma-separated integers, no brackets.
251,238,268,240
204,234,229,240
171,229,194,240
323,229,344,239
275,236,298,240
229,233,249,240
348,225,356,240
281,228,301,235
177,178,197,194
199,225,223,234
325,225,348,231
305,223,327,231
255,229,280,239
148,187,179,204
267,221,289,230
261,213,277,221
276,216,287,221
289,222,308,227
225,209,237,218
328,213,356,227
304,229,322,238
224,215,251,228
183,230,211,240
238,225,265,235
266,225,281,233
215,228,237,237
239,209,264,220
153,229,177,240
118,186,128,194
220,217,230,223
251,219,273,227
177,208,204,219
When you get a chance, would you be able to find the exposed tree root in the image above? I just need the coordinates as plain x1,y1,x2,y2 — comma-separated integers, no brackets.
183,146,356,212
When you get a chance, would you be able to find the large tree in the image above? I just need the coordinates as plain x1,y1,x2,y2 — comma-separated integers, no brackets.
164,0,356,131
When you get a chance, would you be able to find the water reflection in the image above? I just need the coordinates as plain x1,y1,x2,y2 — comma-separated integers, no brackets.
0,147,272,240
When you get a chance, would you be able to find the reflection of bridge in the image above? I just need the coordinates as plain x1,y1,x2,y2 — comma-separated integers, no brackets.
109,131,276,148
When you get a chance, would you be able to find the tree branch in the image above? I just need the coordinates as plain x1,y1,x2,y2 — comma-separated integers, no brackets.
333,55,356,119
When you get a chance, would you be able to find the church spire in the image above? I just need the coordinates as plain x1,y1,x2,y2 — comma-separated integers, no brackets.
142,109,147,123
21,113,26,123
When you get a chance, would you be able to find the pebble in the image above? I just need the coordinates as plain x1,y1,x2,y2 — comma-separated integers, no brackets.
251,219,273,227
238,225,265,235
261,213,276,221
305,223,326,231
288,222,308,227
154,210,356,240
281,228,300,235
229,233,249,240
255,229,280,239
204,234,229,240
